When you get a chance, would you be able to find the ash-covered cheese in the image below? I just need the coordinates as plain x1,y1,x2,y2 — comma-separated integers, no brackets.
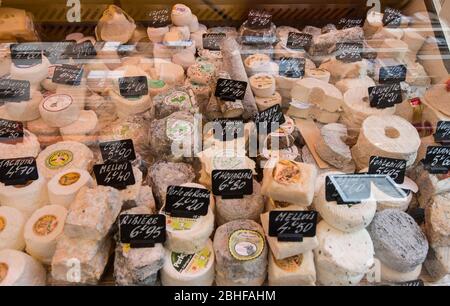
0,129,40,159
0,206,26,251
268,250,316,286
153,86,198,119
425,193,450,247
0,249,46,286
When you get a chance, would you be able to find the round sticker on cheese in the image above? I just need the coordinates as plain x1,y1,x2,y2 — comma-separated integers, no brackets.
164,91,190,106
45,150,73,169
58,172,81,186
42,94,73,112
171,247,211,274
33,215,58,236
166,119,193,141
0,263,8,283
274,254,303,272
228,230,264,261
0,217,5,232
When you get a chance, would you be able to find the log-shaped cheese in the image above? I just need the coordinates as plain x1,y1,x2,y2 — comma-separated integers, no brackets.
0,206,26,251
0,249,46,285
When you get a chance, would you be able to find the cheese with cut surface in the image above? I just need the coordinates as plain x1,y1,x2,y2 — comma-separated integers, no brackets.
287,101,341,124
315,123,353,169
291,78,343,113
47,168,93,209
0,206,26,251
378,39,408,62
268,251,316,286
425,193,450,247
319,58,368,83
250,73,276,98
39,93,80,128
0,249,46,286
4,90,42,122
59,110,98,144
0,129,40,160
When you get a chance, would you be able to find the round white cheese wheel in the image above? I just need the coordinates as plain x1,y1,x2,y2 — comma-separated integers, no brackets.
147,26,169,43
0,206,26,251
255,91,282,111
0,249,46,286
24,204,67,264
47,168,93,209
10,56,51,88
0,129,41,160
39,93,81,128
244,53,272,76
161,239,215,286
36,141,94,180
171,4,193,26
249,73,276,98
0,175,48,218
4,90,42,122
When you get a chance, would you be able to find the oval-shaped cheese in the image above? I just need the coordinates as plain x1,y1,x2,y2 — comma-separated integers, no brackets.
24,205,67,264
0,206,26,251
39,93,80,128
249,73,276,98
0,129,40,160
0,249,46,286
4,90,42,122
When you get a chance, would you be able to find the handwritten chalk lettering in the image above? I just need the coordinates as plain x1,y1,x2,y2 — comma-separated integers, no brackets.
99,139,136,163
0,119,23,143
423,146,450,173
369,83,402,108
248,9,272,29
166,186,210,217
255,104,286,134
369,156,406,184
212,169,253,198
119,214,166,246
286,32,312,50
213,119,244,141
279,57,305,79
43,41,74,64
269,211,317,240
0,79,31,103
93,161,135,189
336,42,363,63
337,17,364,29
52,65,83,86
379,65,407,84
64,40,97,59
383,7,402,27
0,157,38,185
215,79,247,102
10,43,42,66
148,8,171,27
434,121,450,143
396,279,424,286
203,33,226,51
119,76,149,97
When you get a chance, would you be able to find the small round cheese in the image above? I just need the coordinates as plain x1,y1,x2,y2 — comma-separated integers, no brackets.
4,90,43,122
10,56,51,89
0,206,26,251
249,73,276,98
255,91,282,111
0,129,41,160
171,4,193,26
39,93,81,128
0,249,46,286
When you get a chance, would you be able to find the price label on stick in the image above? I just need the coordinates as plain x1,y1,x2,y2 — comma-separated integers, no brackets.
368,156,407,184
336,43,363,63
286,32,312,50
165,185,211,218
0,119,23,144
248,9,272,29
99,139,136,163
0,79,30,102
93,161,135,190
215,78,247,102
119,76,148,97
203,33,226,51
52,65,83,86
434,121,450,144
212,169,253,199
368,83,402,109
148,8,171,27
10,43,42,66
269,210,318,242
0,157,39,186
379,65,407,84
119,214,166,248
279,57,305,79
422,146,450,174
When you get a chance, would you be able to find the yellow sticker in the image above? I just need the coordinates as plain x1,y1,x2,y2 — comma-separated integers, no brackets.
33,215,58,236
46,150,73,169
0,217,5,232
122,243,131,254
274,254,303,272
58,172,81,186
228,229,264,261
166,215,196,231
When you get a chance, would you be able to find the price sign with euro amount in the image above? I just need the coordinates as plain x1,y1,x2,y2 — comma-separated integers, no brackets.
369,83,402,109
0,119,23,144
212,169,253,199
10,43,42,66
119,76,149,97
99,139,136,163
0,79,30,103
248,9,272,29
119,214,166,248
0,157,38,186
93,161,135,190
269,210,318,242
52,65,83,86
434,121,450,144
369,156,407,184
422,146,450,174
215,79,247,102
286,32,312,51
148,8,171,27
165,185,211,218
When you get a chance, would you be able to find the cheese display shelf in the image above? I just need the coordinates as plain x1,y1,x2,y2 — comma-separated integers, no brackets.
0,0,449,287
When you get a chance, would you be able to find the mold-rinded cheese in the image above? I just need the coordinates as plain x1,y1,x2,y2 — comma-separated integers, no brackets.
129,185,156,212
414,164,450,208
161,239,215,286
10,56,50,88
255,92,282,111
152,86,198,119
260,209,319,260
4,90,42,122
215,180,265,226
268,250,316,286
59,110,98,145
214,220,268,286
368,209,428,273
171,4,193,26
24,205,67,264
0,206,26,251
314,221,374,286
27,117,61,147
116,166,143,204
64,186,121,240
335,76,376,94
291,78,343,113
39,93,81,128
0,129,41,159
47,168,94,209
261,160,317,206
51,235,111,284
380,260,422,282
114,206,165,286
0,249,46,286
0,174,48,218
250,73,276,98
187,61,216,85
305,68,331,83
319,58,369,84
425,193,450,247
315,123,353,169
424,246,450,281
36,141,94,180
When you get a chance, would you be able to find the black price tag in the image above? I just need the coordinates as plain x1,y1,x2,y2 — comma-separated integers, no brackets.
336,42,363,63
212,119,244,141
255,104,286,134
379,65,407,84
269,210,317,242
214,78,247,102
148,8,171,27
202,33,226,51
396,279,424,286
64,40,97,59
368,83,402,109
422,146,450,174
212,169,253,199
325,176,360,205
165,185,211,218
52,65,83,86
10,43,42,66
43,41,74,64
369,156,407,184
119,76,149,97
119,214,166,248
337,17,365,29
247,9,272,29
0,79,30,103
93,161,136,190
279,57,305,79
286,32,312,51
99,139,136,163
434,121,450,144
383,7,402,27
0,119,23,144
0,157,39,185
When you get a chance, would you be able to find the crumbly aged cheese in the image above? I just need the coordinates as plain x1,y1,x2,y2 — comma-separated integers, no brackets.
27,117,61,147
261,160,317,206
47,168,94,209
315,123,352,169
36,141,94,180
291,77,343,113
425,193,450,247
255,91,282,111
39,93,81,128
260,209,319,260
368,209,428,273
64,186,121,240
161,239,215,286
314,221,374,285
10,56,50,88
171,4,193,26
4,90,42,122
380,260,422,282
305,68,331,83
213,220,268,286
51,234,111,284
0,249,46,286
0,206,26,251
0,174,48,218
187,61,215,85
0,129,41,159
319,58,368,83
59,110,98,144
24,205,67,264
153,86,198,119
250,73,276,98
424,246,450,281
335,76,376,94
268,250,316,286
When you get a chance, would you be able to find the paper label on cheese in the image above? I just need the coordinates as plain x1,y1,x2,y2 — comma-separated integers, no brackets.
275,254,303,272
171,246,211,274
0,263,7,283
46,150,73,169
164,91,190,106
166,119,193,141
228,230,264,261
0,216,5,232
149,80,166,89
58,172,81,186
273,160,301,184
33,215,58,236
166,215,197,231
42,94,73,112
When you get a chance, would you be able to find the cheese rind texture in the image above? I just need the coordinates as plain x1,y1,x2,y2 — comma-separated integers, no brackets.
0,206,26,251
268,251,316,286
0,249,46,286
